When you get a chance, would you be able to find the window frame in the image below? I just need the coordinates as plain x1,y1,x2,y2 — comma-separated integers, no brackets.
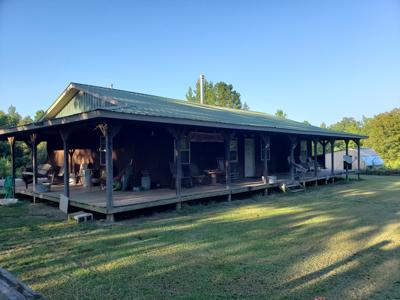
260,139,271,161
180,136,191,165
229,137,238,162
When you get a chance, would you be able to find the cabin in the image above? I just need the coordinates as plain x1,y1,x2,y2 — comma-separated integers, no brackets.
0,83,367,220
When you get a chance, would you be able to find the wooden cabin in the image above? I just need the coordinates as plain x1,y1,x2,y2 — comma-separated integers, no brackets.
0,83,367,220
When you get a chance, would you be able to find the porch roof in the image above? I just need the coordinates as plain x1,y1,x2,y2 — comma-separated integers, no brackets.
0,82,367,140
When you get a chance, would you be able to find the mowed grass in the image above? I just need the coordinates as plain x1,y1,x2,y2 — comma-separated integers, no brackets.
1,176,400,299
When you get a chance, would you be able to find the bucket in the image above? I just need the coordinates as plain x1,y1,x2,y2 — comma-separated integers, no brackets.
268,176,277,184
141,176,151,190
83,169,92,187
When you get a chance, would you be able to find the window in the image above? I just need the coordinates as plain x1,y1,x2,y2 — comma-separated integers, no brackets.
260,140,271,161
300,140,307,162
230,138,238,162
180,136,190,164
99,136,106,166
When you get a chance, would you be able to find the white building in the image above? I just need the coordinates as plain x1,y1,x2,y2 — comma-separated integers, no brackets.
325,147,384,171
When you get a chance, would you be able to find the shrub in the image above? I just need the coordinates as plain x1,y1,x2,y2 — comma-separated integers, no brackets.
0,157,11,179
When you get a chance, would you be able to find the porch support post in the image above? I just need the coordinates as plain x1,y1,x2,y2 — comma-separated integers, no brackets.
224,132,234,201
345,139,349,182
356,139,361,180
30,133,38,203
320,139,328,169
98,123,120,221
169,127,185,210
261,134,270,184
60,130,70,198
330,139,335,176
7,136,16,198
289,136,297,182
313,139,318,178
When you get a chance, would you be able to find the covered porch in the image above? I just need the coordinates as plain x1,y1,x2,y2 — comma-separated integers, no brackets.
2,110,363,221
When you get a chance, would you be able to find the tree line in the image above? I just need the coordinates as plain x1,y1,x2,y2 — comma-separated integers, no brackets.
0,106,47,178
275,108,400,169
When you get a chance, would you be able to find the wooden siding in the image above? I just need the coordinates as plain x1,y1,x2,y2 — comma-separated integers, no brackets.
55,91,115,118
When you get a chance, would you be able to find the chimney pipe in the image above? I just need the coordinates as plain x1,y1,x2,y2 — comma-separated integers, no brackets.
200,74,205,104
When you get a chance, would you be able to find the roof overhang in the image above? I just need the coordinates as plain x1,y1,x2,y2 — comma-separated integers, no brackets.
0,109,368,141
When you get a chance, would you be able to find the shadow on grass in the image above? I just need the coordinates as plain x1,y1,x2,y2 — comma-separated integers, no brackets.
0,176,399,299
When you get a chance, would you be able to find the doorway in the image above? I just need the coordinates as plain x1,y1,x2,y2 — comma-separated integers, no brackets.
244,138,255,177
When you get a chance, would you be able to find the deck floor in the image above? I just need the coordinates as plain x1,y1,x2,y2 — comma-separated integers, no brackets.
16,169,354,215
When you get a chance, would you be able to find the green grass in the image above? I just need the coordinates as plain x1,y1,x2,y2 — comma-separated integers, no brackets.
1,176,400,299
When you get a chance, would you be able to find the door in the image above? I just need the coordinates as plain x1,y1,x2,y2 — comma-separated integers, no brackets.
244,138,255,177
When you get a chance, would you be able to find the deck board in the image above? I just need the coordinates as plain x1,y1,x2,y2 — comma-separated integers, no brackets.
16,169,354,215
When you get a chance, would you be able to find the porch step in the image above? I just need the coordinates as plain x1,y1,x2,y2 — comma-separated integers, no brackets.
279,181,305,193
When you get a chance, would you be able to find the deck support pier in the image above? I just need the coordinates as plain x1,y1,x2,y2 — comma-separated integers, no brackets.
345,139,349,182
7,136,16,198
330,139,335,182
98,123,120,221
289,136,297,182
224,132,234,201
60,130,71,198
29,133,38,203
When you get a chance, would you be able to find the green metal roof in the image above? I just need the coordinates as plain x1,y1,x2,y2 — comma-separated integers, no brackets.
0,82,365,140
62,82,364,139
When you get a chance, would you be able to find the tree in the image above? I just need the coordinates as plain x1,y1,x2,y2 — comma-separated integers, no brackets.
7,105,21,127
275,109,287,119
0,106,47,178
34,110,45,121
328,117,366,150
303,120,311,125
364,108,400,168
242,102,250,111
186,78,247,109
320,122,327,128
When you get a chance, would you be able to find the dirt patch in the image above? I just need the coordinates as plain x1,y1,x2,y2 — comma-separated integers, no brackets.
24,202,66,221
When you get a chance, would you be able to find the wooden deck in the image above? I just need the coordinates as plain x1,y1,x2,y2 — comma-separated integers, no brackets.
16,169,355,216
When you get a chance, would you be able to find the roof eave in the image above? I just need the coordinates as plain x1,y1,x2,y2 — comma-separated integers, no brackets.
0,109,367,140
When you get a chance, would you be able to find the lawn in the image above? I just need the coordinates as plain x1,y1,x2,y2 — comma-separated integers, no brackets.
1,176,399,299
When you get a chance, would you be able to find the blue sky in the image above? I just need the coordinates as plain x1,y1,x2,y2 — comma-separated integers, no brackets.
0,0,399,125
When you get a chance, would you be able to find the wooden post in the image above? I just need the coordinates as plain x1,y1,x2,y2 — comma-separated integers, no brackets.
224,132,233,201
345,139,349,182
356,139,361,180
262,134,270,184
330,139,335,176
68,149,75,174
29,133,38,203
320,140,328,169
169,127,185,210
7,137,16,198
313,139,318,178
289,136,297,181
60,130,70,198
98,123,120,221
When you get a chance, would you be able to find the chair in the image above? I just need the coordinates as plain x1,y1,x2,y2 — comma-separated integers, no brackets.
307,157,320,172
216,157,239,181
169,162,193,188
22,163,53,189
189,163,206,185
